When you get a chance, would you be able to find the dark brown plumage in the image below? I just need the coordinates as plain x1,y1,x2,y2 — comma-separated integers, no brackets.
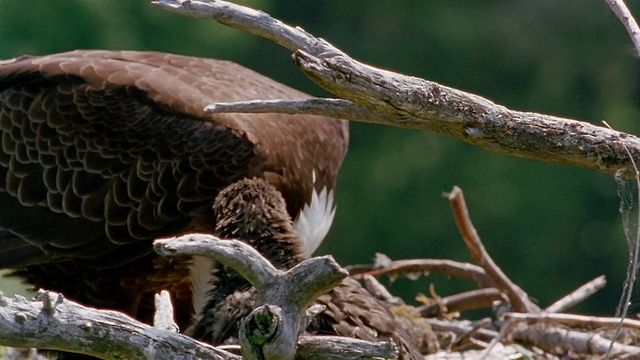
193,178,423,359
0,50,348,330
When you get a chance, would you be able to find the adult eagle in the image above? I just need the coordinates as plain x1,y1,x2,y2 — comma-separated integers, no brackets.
0,50,349,329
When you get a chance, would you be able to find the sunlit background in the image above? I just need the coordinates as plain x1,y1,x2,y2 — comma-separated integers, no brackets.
0,0,638,316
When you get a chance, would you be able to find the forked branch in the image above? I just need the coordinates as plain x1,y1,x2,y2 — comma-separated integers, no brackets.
154,0,640,176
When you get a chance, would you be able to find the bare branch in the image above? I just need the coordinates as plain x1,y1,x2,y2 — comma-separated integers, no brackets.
295,336,397,359
419,288,506,317
422,318,500,341
154,234,280,293
504,312,640,331
0,291,237,360
544,275,607,313
514,322,640,357
605,0,640,57
205,98,383,123
154,234,347,310
346,258,496,288
154,290,179,333
153,0,640,175
446,186,539,313
155,234,354,360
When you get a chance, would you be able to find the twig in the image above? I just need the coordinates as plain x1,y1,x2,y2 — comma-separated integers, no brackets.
445,186,539,313
205,98,385,123
0,290,237,360
605,0,640,57
154,290,179,333
153,0,640,176
346,258,496,288
544,275,607,313
421,318,499,341
418,288,506,317
450,318,493,350
361,274,404,306
504,312,640,331
479,319,518,358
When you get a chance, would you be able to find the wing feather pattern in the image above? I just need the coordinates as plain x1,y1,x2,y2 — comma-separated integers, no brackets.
0,50,348,327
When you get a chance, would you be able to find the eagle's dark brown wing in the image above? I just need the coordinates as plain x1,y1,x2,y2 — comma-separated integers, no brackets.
0,50,348,326
312,278,426,359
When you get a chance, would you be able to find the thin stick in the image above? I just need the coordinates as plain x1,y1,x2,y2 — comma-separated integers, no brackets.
346,258,496,288
446,186,539,313
418,288,506,317
505,312,640,331
605,0,640,57
544,275,607,313
154,290,179,333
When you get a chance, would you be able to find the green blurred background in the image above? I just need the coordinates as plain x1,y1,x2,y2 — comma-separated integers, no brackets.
0,0,638,317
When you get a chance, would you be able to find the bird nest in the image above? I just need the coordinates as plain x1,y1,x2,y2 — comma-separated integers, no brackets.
0,186,638,359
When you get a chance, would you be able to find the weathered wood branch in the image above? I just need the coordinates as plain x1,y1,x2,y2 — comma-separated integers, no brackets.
154,234,396,359
154,290,179,333
0,290,237,360
153,0,640,175
512,321,640,357
0,237,394,360
295,336,397,360
544,275,607,313
0,289,398,360
347,257,496,289
446,186,539,313
605,0,640,57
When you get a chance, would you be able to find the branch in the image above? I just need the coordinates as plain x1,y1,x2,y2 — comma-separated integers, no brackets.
295,336,397,359
605,0,640,57
0,237,395,360
154,234,347,312
346,258,496,288
446,186,539,313
154,290,179,333
205,98,383,123
154,234,280,292
510,316,640,357
504,312,640,332
418,288,506,317
544,275,607,313
153,0,640,175
0,291,237,360
155,234,380,360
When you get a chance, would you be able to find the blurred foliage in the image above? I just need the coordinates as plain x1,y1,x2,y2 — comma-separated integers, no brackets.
0,0,638,316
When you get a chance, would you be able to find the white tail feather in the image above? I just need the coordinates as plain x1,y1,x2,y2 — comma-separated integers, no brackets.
293,186,336,256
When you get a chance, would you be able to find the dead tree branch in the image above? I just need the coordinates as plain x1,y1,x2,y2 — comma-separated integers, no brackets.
0,290,237,360
154,234,397,359
154,0,640,176
154,290,179,333
513,322,640,357
418,288,506,317
605,0,640,57
446,186,539,313
346,258,496,288
0,237,395,360
544,275,607,313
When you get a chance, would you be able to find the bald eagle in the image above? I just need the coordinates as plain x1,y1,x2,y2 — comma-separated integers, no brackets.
0,50,348,332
